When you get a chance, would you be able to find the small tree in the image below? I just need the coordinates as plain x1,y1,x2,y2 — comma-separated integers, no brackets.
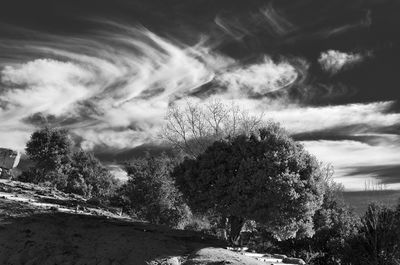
172,123,325,244
69,150,119,200
122,154,191,228
162,99,264,157
24,127,72,183
275,166,359,264
23,128,118,201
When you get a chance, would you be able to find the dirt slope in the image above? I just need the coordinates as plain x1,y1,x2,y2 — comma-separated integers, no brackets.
0,179,224,265
0,179,301,265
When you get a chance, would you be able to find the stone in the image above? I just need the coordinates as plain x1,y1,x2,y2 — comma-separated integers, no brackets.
272,254,287,259
162,257,181,265
282,257,306,265
0,148,21,169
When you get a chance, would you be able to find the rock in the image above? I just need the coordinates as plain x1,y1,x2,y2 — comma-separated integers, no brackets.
282,257,306,265
272,254,287,259
162,257,180,265
0,148,21,170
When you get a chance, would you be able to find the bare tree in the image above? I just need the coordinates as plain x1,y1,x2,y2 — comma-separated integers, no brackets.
162,99,264,157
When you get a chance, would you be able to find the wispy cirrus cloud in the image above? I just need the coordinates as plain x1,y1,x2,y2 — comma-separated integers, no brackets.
214,3,296,41
0,22,305,151
0,14,399,190
303,138,400,190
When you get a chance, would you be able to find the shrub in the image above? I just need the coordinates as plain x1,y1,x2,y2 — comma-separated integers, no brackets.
121,154,191,228
69,150,119,201
276,169,359,265
183,214,213,232
343,203,400,265
21,128,118,202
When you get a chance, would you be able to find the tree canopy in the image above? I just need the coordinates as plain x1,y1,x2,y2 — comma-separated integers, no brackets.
23,127,118,201
25,127,72,174
122,154,191,228
172,123,325,243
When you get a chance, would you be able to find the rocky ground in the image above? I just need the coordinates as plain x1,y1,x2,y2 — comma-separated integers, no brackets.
0,179,303,265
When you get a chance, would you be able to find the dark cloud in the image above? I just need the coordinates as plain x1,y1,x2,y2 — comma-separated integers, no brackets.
293,124,400,144
94,144,174,163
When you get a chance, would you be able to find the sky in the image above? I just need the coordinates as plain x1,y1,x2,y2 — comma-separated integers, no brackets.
0,0,399,190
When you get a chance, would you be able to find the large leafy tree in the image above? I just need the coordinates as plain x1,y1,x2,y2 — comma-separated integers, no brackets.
172,123,325,244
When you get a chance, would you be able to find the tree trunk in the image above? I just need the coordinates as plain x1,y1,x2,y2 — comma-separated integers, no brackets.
218,216,228,241
228,216,245,246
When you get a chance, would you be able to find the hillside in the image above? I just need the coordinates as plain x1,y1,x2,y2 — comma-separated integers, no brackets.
0,179,301,265
0,179,223,265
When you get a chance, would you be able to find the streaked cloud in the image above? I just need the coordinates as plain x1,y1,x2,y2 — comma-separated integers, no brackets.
264,101,400,133
303,139,400,190
0,10,399,191
0,23,305,152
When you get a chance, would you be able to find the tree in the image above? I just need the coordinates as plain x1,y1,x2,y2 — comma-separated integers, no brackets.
162,99,264,157
23,128,118,201
24,127,72,183
122,154,191,228
172,123,325,244
69,150,119,200
309,168,359,265
275,166,360,265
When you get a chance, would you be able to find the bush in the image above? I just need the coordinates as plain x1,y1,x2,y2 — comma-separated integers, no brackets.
66,172,90,197
183,214,213,232
343,203,400,265
69,150,119,201
120,154,191,228
277,201,400,265
274,168,359,265
21,127,118,202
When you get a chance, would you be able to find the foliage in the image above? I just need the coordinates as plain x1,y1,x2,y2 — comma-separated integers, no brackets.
25,127,72,175
276,166,359,265
162,99,264,157
21,127,118,202
277,193,400,265
183,214,213,233
172,123,325,244
342,203,400,265
310,169,359,264
120,154,191,228
68,150,119,200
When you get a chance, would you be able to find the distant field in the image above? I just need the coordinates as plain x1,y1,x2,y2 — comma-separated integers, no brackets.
343,190,400,216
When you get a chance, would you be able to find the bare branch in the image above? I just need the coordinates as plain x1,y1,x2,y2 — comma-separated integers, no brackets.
162,99,264,157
